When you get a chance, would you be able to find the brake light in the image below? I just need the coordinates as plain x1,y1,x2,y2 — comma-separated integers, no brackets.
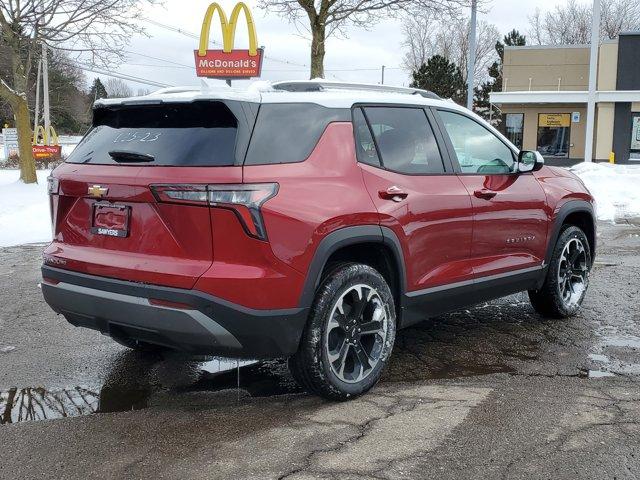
150,183,278,240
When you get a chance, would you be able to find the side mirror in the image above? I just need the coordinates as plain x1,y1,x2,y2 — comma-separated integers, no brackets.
517,150,544,173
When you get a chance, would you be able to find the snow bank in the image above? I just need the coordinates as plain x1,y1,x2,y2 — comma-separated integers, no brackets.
0,169,52,247
569,162,640,222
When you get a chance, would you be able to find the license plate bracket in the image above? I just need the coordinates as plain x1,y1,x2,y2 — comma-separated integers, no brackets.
91,203,131,238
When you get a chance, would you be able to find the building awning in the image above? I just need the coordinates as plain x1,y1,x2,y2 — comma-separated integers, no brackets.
490,90,640,105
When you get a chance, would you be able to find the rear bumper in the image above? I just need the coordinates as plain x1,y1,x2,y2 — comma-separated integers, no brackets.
41,266,308,358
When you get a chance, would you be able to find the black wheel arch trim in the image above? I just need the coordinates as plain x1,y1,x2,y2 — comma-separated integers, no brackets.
298,225,407,310
545,200,596,269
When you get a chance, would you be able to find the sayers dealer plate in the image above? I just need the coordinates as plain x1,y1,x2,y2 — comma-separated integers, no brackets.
90,203,131,238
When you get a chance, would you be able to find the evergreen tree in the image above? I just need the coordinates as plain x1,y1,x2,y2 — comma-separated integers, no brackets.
89,78,108,102
475,29,526,123
410,55,466,105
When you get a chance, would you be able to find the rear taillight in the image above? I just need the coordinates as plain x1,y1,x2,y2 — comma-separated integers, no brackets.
151,183,278,240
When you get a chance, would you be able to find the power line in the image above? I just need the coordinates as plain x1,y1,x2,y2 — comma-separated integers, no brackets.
56,55,173,87
142,17,310,69
122,49,403,74
123,50,194,69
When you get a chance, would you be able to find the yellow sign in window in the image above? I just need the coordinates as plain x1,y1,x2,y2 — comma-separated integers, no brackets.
538,113,571,128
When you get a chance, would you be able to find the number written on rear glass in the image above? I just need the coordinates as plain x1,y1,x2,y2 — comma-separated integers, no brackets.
113,132,162,143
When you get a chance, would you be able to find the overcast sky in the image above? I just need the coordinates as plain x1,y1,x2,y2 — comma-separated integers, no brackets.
98,0,572,91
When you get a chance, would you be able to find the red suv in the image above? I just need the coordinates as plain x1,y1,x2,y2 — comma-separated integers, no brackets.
42,81,595,400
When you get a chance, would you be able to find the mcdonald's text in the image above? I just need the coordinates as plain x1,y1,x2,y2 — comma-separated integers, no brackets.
194,49,263,78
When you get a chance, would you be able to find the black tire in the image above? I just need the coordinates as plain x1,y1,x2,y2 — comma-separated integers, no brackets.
289,263,396,401
529,225,591,318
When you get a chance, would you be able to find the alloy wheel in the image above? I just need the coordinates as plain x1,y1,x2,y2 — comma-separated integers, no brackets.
324,284,390,384
557,237,588,306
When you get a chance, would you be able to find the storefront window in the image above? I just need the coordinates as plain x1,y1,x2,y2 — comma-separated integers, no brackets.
630,114,640,161
537,113,570,158
504,113,524,149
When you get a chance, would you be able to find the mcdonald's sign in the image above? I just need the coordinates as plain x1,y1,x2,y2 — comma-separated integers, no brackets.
194,2,263,79
32,125,61,160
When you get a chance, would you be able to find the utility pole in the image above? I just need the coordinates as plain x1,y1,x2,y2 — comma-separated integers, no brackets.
466,0,477,110
42,43,51,141
584,0,601,163
33,59,42,135
381,65,385,85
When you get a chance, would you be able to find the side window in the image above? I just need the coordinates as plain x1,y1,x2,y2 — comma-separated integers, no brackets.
245,104,348,165
363,107,445,174
353,108,380,166
438,110,515,174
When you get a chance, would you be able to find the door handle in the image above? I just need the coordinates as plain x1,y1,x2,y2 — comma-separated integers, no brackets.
379,186,408,202
474,189,497,200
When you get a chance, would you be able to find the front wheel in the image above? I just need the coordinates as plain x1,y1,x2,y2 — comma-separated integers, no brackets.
529,225,591,318
289,263,396,401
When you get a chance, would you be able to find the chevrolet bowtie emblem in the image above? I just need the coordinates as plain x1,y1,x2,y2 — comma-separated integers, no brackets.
88,185,108,197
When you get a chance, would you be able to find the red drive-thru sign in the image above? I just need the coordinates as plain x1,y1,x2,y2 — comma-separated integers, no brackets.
32,125,62,160
32,144,62,159
194,2,263,79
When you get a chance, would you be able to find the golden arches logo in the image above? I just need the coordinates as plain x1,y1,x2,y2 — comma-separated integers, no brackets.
198,2,258,57
32,125,59,146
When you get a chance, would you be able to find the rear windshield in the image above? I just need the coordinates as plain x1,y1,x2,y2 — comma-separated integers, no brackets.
67,101,238,166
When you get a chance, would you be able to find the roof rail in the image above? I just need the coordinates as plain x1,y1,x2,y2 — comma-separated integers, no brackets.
272,80,440,100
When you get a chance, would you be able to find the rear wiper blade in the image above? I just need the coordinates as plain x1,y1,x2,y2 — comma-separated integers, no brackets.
108,150,155,163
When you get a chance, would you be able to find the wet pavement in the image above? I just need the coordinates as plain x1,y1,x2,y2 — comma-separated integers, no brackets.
0,221,638,479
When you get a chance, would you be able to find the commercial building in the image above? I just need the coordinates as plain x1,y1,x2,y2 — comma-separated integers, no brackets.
490,32,640,165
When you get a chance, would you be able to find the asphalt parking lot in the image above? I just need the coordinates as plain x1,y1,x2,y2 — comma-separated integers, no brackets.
1,221,639,480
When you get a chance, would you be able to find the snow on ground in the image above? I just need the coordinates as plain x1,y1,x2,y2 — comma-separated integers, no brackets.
570,162,640,222
0,169,52,247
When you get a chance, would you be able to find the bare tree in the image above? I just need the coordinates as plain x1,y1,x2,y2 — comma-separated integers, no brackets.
257,0,470,79
0,0,159,184
601,0,640,39
402,13,499,85
106,78,133,98
528,0,640,45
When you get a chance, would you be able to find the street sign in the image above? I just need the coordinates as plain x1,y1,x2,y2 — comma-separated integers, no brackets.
2,128,19,159
194,2,263,79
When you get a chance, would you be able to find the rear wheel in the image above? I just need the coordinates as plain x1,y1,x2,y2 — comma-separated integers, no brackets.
529,225,591,318
289,263,396,401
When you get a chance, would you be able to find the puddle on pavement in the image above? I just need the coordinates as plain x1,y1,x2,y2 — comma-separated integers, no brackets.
0,354,301,425
580,369,616,378
586,329,640,377
3,293,636,425
382,298,543,383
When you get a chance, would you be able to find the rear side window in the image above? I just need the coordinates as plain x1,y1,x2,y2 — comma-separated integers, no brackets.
353,108,381,167
67,101,238,166
362,107,445,174
244,103,348,165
